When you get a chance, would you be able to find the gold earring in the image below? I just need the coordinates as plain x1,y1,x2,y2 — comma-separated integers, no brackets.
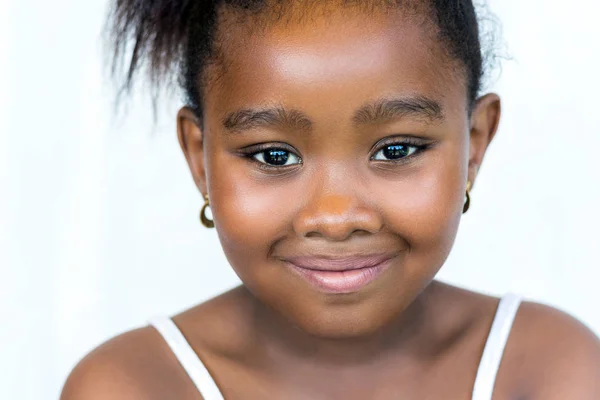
200,194,215,228
463,181,472,214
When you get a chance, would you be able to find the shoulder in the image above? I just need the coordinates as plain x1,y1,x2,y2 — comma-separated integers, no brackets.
60,325,203,400
60,288,250,400
435,285,600,399
505,300,600,399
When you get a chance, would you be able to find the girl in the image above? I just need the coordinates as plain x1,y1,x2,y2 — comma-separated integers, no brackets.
62,0,600,398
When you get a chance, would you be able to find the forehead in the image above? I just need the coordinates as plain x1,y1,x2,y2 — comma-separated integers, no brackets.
205,5,467,124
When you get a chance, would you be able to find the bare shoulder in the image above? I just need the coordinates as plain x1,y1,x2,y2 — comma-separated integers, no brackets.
60,325,203,400
60,288,250,400
505,300,600,399
433,284,600,398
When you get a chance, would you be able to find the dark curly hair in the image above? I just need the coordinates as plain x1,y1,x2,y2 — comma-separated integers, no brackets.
106,0,498,122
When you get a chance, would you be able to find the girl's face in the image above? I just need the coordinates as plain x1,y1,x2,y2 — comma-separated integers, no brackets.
179,6,500,338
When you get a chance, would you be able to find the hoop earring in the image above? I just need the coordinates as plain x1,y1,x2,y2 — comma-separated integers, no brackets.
463,181,472,214
200,194,215,228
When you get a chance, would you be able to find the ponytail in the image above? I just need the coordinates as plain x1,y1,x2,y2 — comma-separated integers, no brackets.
107,0,216,114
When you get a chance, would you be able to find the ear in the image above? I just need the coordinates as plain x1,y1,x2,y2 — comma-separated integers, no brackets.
468,93,502,187
177,107,207,196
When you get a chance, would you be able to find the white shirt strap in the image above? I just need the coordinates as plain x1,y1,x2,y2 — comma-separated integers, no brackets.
149,317,225,400
471,293,523,400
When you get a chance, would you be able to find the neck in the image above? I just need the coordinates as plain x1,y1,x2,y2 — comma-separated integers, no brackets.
244,281,444,368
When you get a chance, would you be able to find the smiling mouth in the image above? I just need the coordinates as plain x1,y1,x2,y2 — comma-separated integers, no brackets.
282,253,396,294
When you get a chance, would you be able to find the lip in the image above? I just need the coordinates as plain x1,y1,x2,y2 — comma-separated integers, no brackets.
283,253,396,294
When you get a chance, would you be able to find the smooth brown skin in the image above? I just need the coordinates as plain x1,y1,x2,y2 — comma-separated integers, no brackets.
62,5,600,400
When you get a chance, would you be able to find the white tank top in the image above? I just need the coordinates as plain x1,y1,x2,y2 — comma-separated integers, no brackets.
149,293,522,400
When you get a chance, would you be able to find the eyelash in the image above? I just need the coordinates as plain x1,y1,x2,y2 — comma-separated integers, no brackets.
240,143,302,171
370,137,431,164
240,137,431,170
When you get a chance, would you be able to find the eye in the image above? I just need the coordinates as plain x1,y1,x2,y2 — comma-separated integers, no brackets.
252,148,302,167
372,144,419,161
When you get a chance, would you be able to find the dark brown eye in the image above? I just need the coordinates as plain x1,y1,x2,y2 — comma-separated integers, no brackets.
253,149,301,166
373,144,417,161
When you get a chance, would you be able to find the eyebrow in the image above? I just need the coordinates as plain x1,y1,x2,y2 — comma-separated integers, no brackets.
221,96,443,133
352,96,444,125
222,107,313,133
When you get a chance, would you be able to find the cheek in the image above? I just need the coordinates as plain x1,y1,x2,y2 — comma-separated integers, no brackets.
376,140,467,273
205,147,297,281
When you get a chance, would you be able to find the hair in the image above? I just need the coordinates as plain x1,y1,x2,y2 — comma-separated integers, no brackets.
106,0,500,122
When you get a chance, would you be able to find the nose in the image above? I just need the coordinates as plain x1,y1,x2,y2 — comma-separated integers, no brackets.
293,191,383,241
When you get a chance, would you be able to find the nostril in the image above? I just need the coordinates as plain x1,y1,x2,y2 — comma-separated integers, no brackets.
351,229,373,237
305,231,323,238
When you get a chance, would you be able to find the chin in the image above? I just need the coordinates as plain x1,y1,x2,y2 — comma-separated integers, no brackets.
273,289,413,340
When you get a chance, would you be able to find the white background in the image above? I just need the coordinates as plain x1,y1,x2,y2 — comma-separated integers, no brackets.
1,0,599,398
